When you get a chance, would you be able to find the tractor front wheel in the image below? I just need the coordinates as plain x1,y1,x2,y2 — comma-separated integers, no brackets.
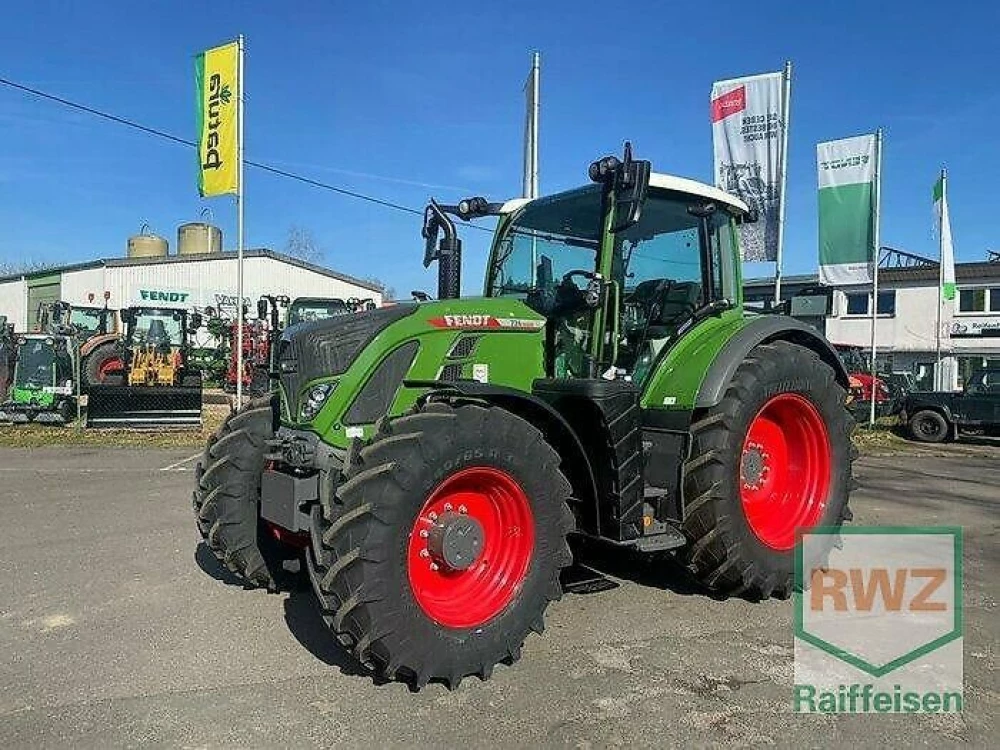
307,401,574,689
682,340,854,599
192,396,296,589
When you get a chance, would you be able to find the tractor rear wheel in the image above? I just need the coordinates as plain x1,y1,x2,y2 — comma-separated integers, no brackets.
681,340,854,599
307,401,574,689
82,343,124,388
192,395,296,589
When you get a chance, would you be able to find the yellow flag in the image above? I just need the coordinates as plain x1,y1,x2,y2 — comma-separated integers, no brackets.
196,41,239,197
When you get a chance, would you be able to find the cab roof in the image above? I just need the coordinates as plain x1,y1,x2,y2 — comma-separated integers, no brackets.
499,172,750,215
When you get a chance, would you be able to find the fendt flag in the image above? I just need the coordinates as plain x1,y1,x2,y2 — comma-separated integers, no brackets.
817,134,878,286
196,41,239,197
934,173,956,301
711,71,785,262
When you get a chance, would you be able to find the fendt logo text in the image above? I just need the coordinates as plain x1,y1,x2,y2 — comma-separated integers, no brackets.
794,527,963,713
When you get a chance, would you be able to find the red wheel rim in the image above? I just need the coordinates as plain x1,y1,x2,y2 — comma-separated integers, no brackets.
98,357,124,380
739,393,831,551
407,467,534,629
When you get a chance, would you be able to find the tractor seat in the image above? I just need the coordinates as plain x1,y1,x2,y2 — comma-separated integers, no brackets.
630,280,702,339
146,320,171,347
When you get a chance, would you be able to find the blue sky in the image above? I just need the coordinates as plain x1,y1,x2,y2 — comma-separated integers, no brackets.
1,0,997,296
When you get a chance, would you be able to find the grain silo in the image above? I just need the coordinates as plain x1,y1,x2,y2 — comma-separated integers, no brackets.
177,222,223,256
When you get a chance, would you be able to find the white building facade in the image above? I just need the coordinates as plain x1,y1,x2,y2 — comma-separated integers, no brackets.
746,261,1000,391
0,249,383,331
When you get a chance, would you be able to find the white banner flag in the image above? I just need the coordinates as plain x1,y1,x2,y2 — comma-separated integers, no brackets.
711,71,785,262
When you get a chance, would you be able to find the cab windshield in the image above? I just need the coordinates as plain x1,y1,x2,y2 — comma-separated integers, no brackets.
15,338,72,388
132,311,184,348
288,300,350,325
487,186,736,304
70,308,104,337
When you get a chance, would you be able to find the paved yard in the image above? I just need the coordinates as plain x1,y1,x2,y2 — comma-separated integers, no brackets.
0,445,996,747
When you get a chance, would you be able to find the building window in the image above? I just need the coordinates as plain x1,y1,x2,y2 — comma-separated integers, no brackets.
844,290,895,316
959,288,987,313
991,288,1000,312
876,290,896,315
845,293,868,315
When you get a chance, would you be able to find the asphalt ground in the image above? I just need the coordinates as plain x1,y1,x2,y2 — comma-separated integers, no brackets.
0,445,996,748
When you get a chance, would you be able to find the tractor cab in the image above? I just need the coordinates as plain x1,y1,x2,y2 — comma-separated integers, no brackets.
69,305,117,340
0,333,77,424
426,144,748,387
120,307,196,387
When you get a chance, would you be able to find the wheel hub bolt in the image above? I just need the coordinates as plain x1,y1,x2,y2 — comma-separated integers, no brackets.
443,502,453,512
458,505,467,514
425,511,485,572
430,563,439,572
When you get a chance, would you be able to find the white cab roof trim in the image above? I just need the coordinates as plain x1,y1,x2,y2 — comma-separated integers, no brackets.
647,173,749,213
497,173,748,215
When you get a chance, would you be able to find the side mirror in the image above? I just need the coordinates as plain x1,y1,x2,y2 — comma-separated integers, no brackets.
257,299,269,320
613,148,651,233
590,142,651,233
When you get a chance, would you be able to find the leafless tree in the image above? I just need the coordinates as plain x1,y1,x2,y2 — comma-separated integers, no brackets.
365,277,396,301
283,226,325,264
0,260,55,276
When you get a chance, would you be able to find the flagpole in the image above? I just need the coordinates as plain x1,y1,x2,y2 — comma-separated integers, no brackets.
868,128,883,427
235,34,246,407
524,52,540,283
935,167,946,390
774,60,792,304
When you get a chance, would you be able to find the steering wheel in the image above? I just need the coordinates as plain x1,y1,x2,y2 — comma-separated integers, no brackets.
561,269,598,288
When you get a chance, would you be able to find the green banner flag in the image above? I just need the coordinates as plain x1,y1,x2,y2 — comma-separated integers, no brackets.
817,134,878,286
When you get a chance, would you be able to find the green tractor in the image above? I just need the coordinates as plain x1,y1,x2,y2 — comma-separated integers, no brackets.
0,332,78,424
194,144,854,689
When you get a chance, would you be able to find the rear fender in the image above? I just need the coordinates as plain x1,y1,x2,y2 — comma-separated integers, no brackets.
80,332,120,358
695,316,850,408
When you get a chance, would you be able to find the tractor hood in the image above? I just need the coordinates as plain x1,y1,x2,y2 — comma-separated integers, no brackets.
277,298,547,442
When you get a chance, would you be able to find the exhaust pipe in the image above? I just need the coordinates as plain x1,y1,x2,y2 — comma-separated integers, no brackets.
421,199,462,300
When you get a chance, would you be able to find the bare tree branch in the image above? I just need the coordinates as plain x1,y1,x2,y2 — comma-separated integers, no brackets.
283,226,325,264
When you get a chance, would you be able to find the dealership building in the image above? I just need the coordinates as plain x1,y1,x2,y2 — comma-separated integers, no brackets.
0,225,382,331
746,256,1000,391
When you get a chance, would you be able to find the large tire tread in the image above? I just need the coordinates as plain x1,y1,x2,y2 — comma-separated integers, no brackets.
307,401,574,690
681,340,855,600
192,396,287,590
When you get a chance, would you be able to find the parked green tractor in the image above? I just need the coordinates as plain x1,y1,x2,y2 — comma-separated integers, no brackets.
0,333,78,424
194,144,854,689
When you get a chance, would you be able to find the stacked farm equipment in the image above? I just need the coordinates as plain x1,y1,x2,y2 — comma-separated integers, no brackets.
86,307,203,428
194,143,856,689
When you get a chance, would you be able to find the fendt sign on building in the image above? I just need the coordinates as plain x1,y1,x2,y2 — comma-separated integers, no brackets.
137,288,193,305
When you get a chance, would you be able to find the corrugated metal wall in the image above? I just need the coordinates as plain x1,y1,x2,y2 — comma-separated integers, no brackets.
62,255,381,312
6,255,381,329
0,279,28,330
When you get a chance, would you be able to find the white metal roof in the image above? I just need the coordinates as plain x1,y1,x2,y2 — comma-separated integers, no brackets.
499,173,748,215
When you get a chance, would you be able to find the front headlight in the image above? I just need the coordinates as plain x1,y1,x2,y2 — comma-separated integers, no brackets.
299,382,335,422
